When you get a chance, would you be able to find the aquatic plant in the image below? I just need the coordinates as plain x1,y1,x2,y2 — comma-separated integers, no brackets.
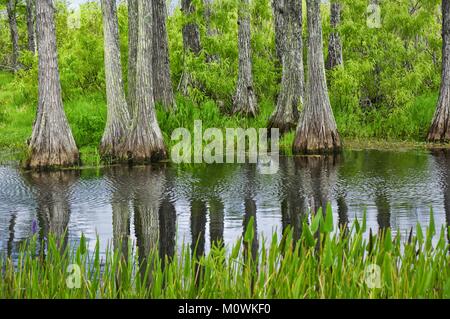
1,206,449,299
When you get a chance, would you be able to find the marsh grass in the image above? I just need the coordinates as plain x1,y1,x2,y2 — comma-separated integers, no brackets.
1,206,450,299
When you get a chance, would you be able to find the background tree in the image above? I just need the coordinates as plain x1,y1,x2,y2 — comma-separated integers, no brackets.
127,0,138,113
152,0,176,111
268,0,304,134
272,0,286,64
99,0,130,159
28,0,79,168
178,0,202,95
233,0,258,117
293,0,341,154
326,1,343,69
25,0,36,54
119,0,167,163
6,0,19,70
428,0,450,142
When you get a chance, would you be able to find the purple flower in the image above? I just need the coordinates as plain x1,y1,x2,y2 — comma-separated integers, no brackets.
32,219,38,234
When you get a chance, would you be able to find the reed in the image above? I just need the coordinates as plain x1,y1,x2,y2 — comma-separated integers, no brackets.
1,206,450,299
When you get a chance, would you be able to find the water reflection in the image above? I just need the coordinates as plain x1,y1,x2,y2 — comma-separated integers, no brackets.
24,171,80,251
1,149,450,259
431,149,450,246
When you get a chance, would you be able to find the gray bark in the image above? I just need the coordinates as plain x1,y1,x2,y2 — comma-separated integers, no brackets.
293,0,341,155
152,0,176,111
127,0,138,114
28,0,80,169
100,0,131,160
268,0,304,134
119,0,167,163
428,0,450,142
179,0,202,95
272,0,286,64
181,0,202,54
6,0,19,70
326,2,343,70
26,0,36,54
233,0,258,117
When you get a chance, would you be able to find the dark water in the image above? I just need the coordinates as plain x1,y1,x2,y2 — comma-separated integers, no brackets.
1,149,450,259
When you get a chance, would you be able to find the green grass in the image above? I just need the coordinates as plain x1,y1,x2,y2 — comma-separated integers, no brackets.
0,70,445,166
1,206,450,299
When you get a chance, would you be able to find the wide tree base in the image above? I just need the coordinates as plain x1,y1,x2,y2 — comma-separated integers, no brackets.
117,130,167,165
26,149,80,170
267,110,299,135
292,131,342,155
232,91,258,118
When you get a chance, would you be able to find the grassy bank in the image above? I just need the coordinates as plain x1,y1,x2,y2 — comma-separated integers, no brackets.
1,208,449,299
0,71,444,166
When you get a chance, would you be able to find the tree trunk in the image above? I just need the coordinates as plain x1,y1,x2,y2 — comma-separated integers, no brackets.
6,0,19,70
152,0,176,111
119,0,167,164
233,0,258,117
272,0,286,64
26,0,36,54
326,2,343,70
179,0,202,95
293,0,341,155
181,0,202,54
100,0,131,160
268,0,304,134
28,0,79,169
127,0,138,114
428,0,450,142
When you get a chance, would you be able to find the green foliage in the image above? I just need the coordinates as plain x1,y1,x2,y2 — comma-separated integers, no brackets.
0,0,447,162
1,208,449,298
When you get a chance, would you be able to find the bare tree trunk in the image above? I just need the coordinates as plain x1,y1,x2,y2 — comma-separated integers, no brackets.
233,0,258,117
127,0,138,113
6,0,19,70
181,0,202,54
272,0,286,64
119,0,167,164
28,0,79,169
26,0,36,54
428,0,450,142
268,0,304,134
293,0,341,155
152,0,176,111
100,0,131,160
178,0,202,95
326,2,343,69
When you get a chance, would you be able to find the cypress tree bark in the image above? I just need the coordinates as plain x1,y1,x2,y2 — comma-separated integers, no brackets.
6,0,19,70
26,0,36,54
233,0,258,117
127,0,138,113
326,2,343,70
28,0,79,169
100,0,131,160
119,0,167,164
272,0,286,64
268,0,304,134
179,0,202,95
428,0,450,142
181,0,201,55
293,0,341,155
152,0,176,111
